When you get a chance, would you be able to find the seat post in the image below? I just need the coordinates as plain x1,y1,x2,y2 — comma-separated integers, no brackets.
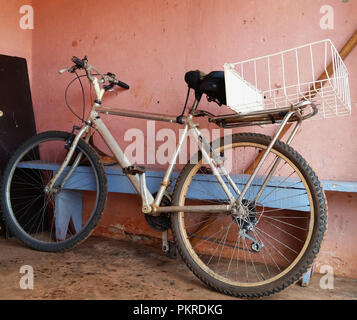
190,99,200,113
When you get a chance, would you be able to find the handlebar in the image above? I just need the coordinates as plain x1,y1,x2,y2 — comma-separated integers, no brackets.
114,79,130,90
59,56,130,90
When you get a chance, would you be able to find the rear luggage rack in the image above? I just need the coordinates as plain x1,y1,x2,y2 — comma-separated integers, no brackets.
198,101,318,128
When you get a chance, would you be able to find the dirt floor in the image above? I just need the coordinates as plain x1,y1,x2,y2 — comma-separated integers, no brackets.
0,236,356,300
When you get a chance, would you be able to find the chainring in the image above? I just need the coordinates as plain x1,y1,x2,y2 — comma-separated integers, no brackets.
145,194,171,231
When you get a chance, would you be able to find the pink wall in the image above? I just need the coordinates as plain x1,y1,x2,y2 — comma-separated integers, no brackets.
316,191,357,278
30,0,357,181
1,1,357,277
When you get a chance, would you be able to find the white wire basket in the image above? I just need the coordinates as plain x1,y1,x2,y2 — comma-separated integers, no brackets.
224,39,351,119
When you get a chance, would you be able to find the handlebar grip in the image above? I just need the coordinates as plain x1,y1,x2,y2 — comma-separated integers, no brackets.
72,56,85,68
115,80,130,90
59,68,69,74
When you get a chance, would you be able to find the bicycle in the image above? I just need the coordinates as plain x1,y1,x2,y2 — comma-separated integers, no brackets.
1,55,330,298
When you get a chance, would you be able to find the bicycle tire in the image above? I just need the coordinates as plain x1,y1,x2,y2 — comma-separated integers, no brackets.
1,131,107,252
171,132,327,298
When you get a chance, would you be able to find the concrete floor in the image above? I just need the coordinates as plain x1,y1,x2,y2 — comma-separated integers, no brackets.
0,236,356,300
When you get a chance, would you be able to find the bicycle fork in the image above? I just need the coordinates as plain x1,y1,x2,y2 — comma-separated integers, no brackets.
45,125,90,192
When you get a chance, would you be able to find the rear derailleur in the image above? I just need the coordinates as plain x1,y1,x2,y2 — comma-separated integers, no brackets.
235,200,264,253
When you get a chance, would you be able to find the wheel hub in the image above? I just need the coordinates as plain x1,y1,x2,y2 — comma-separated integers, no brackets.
44,186,61,195
232,199,263,252
232,199,258,231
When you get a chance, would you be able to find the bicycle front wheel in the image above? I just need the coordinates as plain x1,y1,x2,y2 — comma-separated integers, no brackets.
1,131,107,252
171,133,327,298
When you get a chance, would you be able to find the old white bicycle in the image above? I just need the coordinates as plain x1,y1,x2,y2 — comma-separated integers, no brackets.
1,39,350,297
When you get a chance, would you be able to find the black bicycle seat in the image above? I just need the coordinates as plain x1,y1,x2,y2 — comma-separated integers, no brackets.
184,70,226,106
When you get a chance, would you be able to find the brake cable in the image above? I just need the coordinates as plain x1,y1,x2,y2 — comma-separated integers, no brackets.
64,72,100,124
176,87,191,124
64,74,87,123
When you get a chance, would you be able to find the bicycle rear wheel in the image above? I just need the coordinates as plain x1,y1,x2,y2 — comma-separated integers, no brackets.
171,133,327,298
1,131,107,252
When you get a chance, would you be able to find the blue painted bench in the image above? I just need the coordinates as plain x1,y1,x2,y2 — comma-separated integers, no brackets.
19,161,357,195
17,160,357,238
17,161,357,286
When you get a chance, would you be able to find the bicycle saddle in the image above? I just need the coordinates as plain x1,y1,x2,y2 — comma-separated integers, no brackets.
185,70,226,106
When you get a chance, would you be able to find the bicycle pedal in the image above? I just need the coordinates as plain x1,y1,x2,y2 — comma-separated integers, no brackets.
122,165,146,175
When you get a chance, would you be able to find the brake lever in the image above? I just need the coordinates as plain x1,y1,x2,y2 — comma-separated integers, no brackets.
104,83,119,95
103,82,115,91
106,72,116,78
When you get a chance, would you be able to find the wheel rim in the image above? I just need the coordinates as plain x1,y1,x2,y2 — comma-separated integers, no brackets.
176,140,315,287
5,135,101,245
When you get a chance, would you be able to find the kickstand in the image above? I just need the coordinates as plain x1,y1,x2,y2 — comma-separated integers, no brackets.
162,230,177,259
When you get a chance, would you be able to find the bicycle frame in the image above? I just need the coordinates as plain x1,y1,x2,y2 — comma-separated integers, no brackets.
90,106,235,215
49,70,303,216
